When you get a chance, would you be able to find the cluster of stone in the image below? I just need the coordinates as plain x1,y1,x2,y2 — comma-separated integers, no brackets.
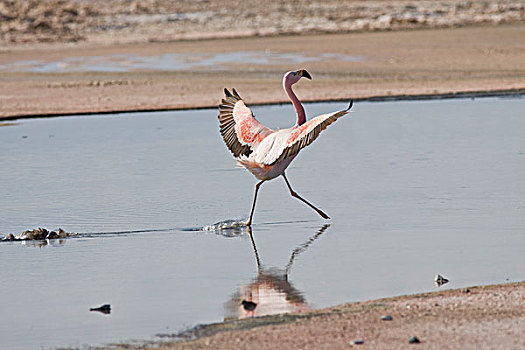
2,227,74,241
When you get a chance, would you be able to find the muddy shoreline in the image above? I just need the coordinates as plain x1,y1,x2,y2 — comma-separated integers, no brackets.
0,88,523,121
110,282,525,350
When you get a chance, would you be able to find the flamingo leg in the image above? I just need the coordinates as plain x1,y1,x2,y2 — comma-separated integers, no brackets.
282,174,330,219
246,180,265,226
246,227,261,271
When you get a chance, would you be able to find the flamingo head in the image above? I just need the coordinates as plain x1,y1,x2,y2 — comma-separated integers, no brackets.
283,69,312,87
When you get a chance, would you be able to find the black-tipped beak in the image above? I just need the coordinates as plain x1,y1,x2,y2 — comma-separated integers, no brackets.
298,69,312,80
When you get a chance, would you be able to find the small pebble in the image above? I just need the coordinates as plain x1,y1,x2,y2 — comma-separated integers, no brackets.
2,233,15,241
350,339,364,345
46,231,59,239
408,336,421,344
435,274,449,286
381,315,393,321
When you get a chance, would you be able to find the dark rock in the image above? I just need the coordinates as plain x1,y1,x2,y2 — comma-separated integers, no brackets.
408,336,421,344
435,274,449,286
241,300,257,311
2,233,15,241
350,339,364,345
381,315,393,321
17,228,48,240
46,231,59,239
90,304,111,314
57,228,69,238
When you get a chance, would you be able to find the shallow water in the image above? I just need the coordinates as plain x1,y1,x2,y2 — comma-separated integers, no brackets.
0,51,361,73
1,97,524,349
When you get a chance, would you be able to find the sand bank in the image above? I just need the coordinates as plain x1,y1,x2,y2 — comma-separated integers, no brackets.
111,282,525,350
1,24,524,119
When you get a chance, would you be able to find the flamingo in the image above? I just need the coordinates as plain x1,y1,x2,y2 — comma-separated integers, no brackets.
218,69,353,226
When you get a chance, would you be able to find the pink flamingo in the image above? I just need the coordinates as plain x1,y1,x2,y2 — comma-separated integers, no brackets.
218,69,353,226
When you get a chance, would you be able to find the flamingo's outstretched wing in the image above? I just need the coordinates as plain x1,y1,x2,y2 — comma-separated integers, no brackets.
268,100,353,165
218,88,273,158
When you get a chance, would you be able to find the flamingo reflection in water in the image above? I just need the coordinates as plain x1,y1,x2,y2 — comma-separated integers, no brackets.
224,225,330,319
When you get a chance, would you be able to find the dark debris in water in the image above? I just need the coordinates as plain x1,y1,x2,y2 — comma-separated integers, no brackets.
2,227,77,241
241,300,257,311
90,304,111,314
435,274,449,287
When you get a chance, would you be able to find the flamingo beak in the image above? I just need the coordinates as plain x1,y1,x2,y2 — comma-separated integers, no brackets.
297,69,312,80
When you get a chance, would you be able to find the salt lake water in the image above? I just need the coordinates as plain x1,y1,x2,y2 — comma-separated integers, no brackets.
1,96,524,349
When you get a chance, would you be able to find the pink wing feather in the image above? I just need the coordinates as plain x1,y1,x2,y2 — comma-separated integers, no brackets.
218,88,273,158
268,101,353,165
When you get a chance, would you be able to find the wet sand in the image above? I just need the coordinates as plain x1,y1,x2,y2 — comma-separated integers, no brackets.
115,282,525,350
1,24,525,119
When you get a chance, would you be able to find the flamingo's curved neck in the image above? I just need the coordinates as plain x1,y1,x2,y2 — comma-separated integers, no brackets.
284,82,306,126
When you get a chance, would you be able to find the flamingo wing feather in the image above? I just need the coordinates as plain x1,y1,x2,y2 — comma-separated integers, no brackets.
267,101,353,165
218,88,272,158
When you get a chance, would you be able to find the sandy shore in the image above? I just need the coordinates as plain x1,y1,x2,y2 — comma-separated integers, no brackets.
108,282,524,350
1,1,524,119
1,24,524,119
